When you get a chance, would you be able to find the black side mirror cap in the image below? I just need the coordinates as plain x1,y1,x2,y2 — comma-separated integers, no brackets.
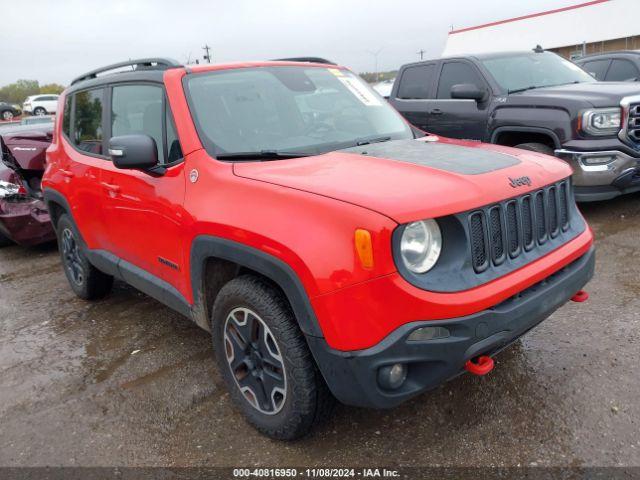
450,83,486,101
108,134,158,170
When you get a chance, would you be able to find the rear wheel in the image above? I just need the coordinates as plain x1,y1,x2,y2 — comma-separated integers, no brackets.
1,110,14,121
514,142,554,156
211,275,334,440
0,232,13,247
33,107,46,116
56,214,113,300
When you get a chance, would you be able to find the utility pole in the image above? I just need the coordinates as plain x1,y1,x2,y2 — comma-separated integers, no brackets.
417,49,426,60
367,47,384,82
202,44,212,63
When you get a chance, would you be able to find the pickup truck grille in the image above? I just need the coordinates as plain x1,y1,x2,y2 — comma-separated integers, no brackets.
628,103,640,143
469,179,571,273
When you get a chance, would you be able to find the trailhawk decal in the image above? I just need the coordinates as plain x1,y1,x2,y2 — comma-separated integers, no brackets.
340,139,521,175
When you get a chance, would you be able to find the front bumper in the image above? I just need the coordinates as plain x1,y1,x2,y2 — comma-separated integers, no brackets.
308,246,595,409
555,148,640,201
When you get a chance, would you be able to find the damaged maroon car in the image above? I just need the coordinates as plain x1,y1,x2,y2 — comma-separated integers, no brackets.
0,124,56,246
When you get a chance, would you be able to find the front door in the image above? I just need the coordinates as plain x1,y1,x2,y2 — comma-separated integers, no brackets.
426,60,491,141
99,83,186,288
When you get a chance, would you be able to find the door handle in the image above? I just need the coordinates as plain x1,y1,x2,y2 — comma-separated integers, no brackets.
100,182,121,194
429,108,443,115
60,169,74,178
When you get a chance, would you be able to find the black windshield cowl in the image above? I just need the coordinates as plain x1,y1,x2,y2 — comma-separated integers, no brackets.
215,150,314,161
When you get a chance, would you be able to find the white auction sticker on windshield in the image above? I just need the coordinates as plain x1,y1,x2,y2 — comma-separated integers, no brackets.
337,75,383,107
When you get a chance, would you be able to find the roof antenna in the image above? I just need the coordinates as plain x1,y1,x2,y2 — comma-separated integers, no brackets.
533,45,544,53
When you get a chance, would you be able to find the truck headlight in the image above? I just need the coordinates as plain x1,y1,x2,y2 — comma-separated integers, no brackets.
400,219,442,274
581,108,621,136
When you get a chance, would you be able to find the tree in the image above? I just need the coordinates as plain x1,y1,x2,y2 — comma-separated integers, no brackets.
39,83,65,95
0,80,40,104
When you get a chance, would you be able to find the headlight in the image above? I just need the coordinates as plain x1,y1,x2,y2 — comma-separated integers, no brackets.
12,104,20,110
581,108,621,136
400,219,442,274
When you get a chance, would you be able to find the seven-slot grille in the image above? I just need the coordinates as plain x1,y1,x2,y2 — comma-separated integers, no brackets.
627,103,640,143
469,179,571,273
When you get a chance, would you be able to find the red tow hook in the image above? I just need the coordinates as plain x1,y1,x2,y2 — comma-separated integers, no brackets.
464,355,494,376
571,290,589,303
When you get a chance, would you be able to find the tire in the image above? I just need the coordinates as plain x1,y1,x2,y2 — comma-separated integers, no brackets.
0,231,13,247
1,110,14,121
56,214,113,300
211,275,334,440
514,142,555,156
33,107,46,116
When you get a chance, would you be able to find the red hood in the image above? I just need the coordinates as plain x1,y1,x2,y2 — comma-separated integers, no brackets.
233,138,572,224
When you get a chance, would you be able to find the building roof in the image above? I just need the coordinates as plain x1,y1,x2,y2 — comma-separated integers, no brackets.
443,0,637,56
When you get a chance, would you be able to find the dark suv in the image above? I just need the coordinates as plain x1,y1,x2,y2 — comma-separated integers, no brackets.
575,51,640,82
390,50,640,202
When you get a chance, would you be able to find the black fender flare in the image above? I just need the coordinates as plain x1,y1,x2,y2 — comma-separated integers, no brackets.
43,187,73,230
190,235,323,338
490,126,562,149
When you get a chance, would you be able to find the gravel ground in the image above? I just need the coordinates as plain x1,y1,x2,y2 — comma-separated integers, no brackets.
0,193,639,468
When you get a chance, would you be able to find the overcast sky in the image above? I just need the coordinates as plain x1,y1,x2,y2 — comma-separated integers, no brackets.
0,0,583,86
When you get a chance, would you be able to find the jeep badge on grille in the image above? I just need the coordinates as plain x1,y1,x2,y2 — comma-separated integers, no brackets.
509,176,532,188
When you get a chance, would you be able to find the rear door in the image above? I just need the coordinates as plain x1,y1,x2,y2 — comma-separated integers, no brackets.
390,63,437,131
60,88,110,248
579,59,611,80
99,83,186,287
605,59,640,82
425,60,491,140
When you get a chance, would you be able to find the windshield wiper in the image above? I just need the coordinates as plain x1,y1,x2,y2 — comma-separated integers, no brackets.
355,136,392,146
215,150,314,161
508,81,583,94
508,85,540,94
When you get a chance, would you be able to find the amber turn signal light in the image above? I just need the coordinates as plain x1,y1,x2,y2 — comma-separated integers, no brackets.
354,229,374,269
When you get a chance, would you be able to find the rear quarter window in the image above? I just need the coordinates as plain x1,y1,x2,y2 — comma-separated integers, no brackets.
62,96,72,138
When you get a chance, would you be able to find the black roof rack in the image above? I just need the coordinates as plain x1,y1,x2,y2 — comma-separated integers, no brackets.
272,57,335,65
71,58,182,85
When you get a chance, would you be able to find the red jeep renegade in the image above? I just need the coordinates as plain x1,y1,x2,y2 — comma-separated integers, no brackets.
43,58,595,440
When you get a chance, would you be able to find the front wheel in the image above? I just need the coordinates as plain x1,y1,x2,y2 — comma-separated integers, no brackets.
211,275,334,440
56,214,113,300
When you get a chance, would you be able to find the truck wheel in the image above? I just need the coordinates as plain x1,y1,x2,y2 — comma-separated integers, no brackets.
514,142,554,156
56,214,113,300
211,275,335,440
33,107,46,116
0,232,13,247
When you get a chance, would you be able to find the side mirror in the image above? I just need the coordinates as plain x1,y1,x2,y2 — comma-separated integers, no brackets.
108,135,158,170
451,83,486,101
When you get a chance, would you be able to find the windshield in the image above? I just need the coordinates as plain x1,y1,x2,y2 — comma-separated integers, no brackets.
480,52,595,93
185,66,413,158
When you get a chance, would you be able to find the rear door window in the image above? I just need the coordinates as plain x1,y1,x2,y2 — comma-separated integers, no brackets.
436,62,485,99
605,59,640,81
580,59,610,80
73,89,104,155
397,64,436,99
